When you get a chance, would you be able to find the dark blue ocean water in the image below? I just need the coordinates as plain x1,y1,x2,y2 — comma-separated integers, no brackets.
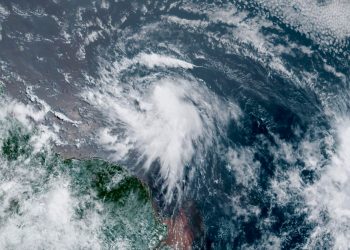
0,0,349,249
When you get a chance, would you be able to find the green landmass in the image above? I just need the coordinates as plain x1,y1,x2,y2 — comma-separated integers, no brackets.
0,124,167,249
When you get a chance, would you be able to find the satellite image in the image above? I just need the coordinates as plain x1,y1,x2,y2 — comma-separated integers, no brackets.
0,0,349,249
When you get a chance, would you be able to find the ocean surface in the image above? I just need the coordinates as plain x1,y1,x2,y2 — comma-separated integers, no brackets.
0,0,350,249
